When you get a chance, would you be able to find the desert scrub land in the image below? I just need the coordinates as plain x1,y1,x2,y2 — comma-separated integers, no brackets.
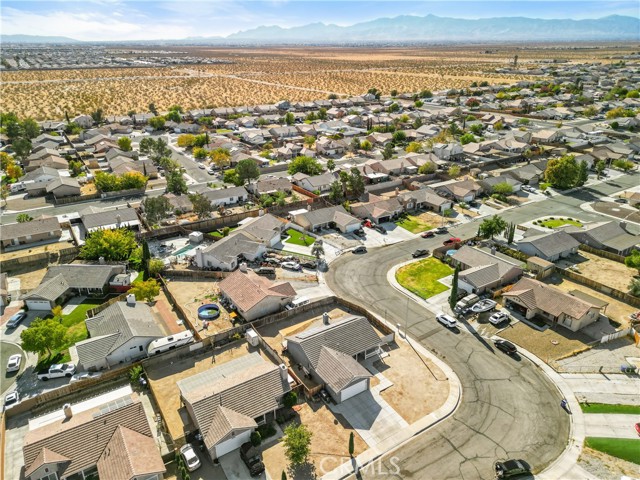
2,44,635,119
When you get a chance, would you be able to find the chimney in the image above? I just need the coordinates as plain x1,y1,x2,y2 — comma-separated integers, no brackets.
491,246,496,255
619,221,629,233
63,403,73,420
279,364,288,381
322,312,330,325
239,262,248,273
126,293,136,306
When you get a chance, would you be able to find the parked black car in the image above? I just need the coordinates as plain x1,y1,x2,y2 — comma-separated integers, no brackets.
494,459,531,478
353,228,366,238
412,249,430,258
353,246,367,254
373,225,387,234
494,340,517,355
300,260,317,269
240,443,265,477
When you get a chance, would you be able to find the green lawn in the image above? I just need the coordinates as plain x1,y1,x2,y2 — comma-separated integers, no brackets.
209,226,238,238
396,257,453,299
539,218,583,229
580,403,640,415
584,437,640,465
284,228,315,246
395,215,434,234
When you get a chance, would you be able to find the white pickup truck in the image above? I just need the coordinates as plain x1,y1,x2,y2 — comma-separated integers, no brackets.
37,363,76,381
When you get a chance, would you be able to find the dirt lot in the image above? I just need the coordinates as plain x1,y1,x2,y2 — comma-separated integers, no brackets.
557,252,637,295
578,446,640,480
499,321,593,363
12,268,48,291
146,342,271,444
165,279,234,335
262,402,367,479
374,341,449,424
150,288,186,336
545,274,637,326
0,239,75,262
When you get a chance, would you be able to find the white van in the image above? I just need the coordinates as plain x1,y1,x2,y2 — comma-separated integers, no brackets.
147,330,194,356
9,182,27,193
285,296,310,311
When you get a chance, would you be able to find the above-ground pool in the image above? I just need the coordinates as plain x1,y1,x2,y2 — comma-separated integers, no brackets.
446,249,458,256
198,304,221,320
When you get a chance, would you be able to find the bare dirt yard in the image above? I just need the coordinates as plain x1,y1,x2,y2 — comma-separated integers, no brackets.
146,341,270,444
499,321,592,363
545,274,636,327
557,251,637,294
262,401,367,480
579,446,640,480
374,341,449,424
164,278,234,335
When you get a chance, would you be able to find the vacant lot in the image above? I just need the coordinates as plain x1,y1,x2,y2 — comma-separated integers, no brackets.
395,214,434,234
374,341,449,424
396,257,453,299
559,252,637,294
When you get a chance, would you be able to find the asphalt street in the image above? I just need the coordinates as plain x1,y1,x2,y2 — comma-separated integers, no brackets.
324,174,639,479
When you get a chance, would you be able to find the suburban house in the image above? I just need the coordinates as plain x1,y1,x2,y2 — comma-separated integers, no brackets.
22,264,129,311
22,394,165,480
290,206,361,233
245,177,293,196
286,315,385,403
433,143,464,161
291,172,337,194
516,230,580,262
561,221,639,256
503,277,601,332
219,269,295,321
450,246,523,294
80,206,140,233
178,352,291,459
315,137,347,156
504,164,544,185
350,194,404,224
0,216,62,250
200,186,249,207
46,176,81,198
478,175,522,194
194,214,283,270
72,298,164,371
435,179,482,202
399,188,452,213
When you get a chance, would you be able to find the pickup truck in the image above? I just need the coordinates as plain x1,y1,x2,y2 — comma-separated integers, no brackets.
37,363,76,381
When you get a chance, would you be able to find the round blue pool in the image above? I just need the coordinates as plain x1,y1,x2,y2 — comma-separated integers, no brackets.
198,303,221,320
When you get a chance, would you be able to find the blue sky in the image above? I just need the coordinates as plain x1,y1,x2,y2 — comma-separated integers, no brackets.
2,1,638,41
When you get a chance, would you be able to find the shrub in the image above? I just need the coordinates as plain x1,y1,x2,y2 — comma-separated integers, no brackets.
283,391,298,408
257,423,277,439
231,332,242,341
250,431,262,446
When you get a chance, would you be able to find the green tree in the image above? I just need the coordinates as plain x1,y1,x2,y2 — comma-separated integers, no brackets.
165,110,181,123
21,118,40,139
117,136,132,151
448,165,461,179
311,240,324,260
492,182,514,196
283,391,298,408
52,305,63,320
283,423,312,466
193,147,208,160
141,239,151,280
12,137,32,163
210,148,231,168
90,108,104,124
624,250,640,275
406,142,422,153
223,169,239,185
507,222,516,245
418,162,436,174
577,160,589,186
177,134,196,148
470,124,483,135
317,108,327,120
148,116,166,130
383,143,395,160
328,180,344,204
81,228,137,261
544,154,580,189
449,266,459,310
326,158,336,172
348,432,355,457
166,170,188,194
392,130,407,144
69,160,84,176
143,196,172,224
460,133,475,145
16,213,33,223
284,112,295,125
479,215,508,240
130,278,160,303
348,168,365,197
360,140,372,151
236,158,261,185
20,318,67,357
612,159,635,172
595,160,606,179
287,156,324,176
189,192,214,219
629,278,640,297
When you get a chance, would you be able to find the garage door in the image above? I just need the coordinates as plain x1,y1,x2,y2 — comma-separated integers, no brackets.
26,300,51,311
215,429,252,459
341,379,368,402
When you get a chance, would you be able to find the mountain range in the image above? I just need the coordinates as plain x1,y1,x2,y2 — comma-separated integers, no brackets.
2,14,638,44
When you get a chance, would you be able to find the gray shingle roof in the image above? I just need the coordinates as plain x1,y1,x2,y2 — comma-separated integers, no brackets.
201,186,247,202
241,214,284,243
200,231,263,264
518,231,580,258
452,246,521,278
23,274,69,302
42,264,125,290
81,207,139,230
0,216,61,242
286,316,381,368
297,206,359,228
315,346,371,392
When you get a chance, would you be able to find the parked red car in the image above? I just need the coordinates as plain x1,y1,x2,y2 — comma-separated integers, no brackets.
421,231,435,238
635,422,640,437
443,237,461,246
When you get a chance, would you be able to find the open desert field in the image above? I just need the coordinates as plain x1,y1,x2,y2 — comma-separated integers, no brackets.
1,44,635,119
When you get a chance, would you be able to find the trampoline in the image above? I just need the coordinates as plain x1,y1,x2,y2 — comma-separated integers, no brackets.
198,304,221,320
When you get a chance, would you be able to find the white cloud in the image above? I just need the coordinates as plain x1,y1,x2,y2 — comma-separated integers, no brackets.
1,6,193,41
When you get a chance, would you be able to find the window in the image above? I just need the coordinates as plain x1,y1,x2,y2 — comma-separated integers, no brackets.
139,345,144,352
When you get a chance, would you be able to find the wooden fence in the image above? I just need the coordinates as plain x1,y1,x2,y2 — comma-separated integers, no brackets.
578,244,626,264
162,269,230,280
561,269,640,308
0,246,80,274
53,192,101,205
86,292,130,318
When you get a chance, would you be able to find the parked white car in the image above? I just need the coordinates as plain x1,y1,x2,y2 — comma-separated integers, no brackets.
436,312,458,328
6,354,22,373
180,443,201,472
489,311,510,326
281,261,301,271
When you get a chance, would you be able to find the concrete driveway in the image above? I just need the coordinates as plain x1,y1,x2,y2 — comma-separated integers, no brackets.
219,450,267,480
330,390,408,448
583,414,640,439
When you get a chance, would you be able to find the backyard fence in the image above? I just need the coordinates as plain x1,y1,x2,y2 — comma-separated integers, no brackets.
85,292,129,318
53,192,101,205
561,269,640,309
578,244,626,264
600,327,634,344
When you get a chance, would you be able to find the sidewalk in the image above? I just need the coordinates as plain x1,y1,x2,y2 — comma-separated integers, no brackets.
583,414,640,440
560,373,640,406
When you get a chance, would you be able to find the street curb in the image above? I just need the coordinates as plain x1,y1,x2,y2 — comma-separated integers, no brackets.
493,336,591,480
